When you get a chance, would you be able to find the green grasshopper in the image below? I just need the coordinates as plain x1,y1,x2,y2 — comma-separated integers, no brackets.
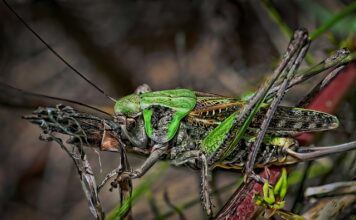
5,1,356,218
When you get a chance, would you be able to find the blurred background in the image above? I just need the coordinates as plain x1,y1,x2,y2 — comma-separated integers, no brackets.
0,0,355,219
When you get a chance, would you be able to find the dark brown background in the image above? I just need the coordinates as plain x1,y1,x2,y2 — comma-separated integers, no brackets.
0,1,355,219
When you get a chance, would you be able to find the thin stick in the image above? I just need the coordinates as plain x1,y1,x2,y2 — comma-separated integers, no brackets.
309,2,356,41
297,65,345,107
267,48,350,101
220,29,308,161
245,38,310,175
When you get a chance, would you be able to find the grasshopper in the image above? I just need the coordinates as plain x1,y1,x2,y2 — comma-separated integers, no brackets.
4,1,356,218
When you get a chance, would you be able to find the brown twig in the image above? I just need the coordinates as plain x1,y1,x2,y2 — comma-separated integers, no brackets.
23,104,134,219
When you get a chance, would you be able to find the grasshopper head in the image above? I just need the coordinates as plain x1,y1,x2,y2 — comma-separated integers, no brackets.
114,94,141,117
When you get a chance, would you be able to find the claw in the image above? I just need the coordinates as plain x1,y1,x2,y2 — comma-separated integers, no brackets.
109,171,136,191
244,171,266,184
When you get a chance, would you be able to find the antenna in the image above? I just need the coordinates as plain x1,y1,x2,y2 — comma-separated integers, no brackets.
3,0,117,103
0,82,112,116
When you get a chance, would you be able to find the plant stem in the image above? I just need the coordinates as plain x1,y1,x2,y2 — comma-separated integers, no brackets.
309,2,356,41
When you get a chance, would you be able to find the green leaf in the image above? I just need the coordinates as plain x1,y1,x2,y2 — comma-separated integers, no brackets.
274,168,288,199
263,181,275,205
105,163,169,220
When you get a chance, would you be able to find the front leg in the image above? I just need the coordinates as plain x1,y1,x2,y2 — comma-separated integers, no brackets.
121,143,168,180
119,116,148,148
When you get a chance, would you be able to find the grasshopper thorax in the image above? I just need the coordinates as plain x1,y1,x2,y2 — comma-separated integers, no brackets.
114,94,141,117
